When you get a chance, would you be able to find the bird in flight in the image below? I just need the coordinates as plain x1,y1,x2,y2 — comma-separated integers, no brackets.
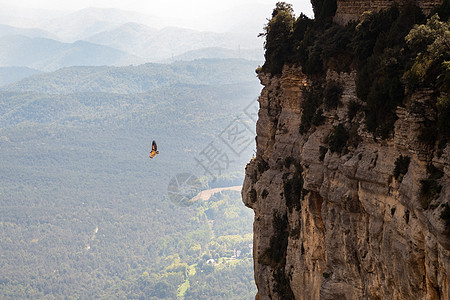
149,140,159,159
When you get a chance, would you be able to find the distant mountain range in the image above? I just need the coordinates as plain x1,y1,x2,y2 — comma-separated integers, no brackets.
1,59,260,94
36,7,160,42
0,24,57,39
0,7,265,73
0,67,42,86
0,35,144,72
85,23,262,61
164,47,263,63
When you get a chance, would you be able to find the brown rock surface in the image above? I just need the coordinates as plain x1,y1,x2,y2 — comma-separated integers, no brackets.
334,0,444,25
242,64,450,299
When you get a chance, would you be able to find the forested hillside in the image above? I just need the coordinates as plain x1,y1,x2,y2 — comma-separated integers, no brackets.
2,59,259,94
0,58,260,298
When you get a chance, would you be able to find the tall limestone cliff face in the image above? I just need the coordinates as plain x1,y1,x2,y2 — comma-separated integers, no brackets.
242,65,449,299
334,0,444,24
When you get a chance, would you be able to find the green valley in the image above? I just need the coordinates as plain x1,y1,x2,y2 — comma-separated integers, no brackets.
0,58,260,299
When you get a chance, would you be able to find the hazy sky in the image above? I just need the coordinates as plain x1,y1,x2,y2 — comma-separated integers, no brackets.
0,0,314,31
2,0,312,14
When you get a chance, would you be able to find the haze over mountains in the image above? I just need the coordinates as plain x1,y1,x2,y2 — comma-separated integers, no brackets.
0,5,271,76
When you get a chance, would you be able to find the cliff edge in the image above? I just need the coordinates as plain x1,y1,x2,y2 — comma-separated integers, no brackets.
242,1,449,299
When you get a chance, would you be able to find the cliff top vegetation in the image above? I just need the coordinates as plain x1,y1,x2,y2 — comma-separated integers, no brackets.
260,0,449,141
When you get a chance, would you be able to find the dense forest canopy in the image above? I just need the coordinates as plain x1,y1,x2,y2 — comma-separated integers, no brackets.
0,58,260,298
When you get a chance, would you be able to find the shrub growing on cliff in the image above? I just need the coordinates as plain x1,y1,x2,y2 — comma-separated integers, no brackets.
319,146,328,161
427,164,444,180
323,80,343,110
420,179,442,209
420,164,444,209
299,84,323,134
283,157,304,212
328,124,349,153
311,108,325,126
258,159,269,174
258,212,289,269
320,25,353,72
404,14,450,92
416,95,450,148
273,269,295,299
353,5,424,137
347,100,362,120
363,74,403,138
248,189,257,203
351,7,400,66
437,94,450,139
441,203,450,235
284,156,294,168
293,22,353,75
418,122,438,146
284,170,303,213
393,155,411,180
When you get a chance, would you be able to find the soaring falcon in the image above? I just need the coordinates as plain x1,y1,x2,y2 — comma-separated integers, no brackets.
149,140,159,159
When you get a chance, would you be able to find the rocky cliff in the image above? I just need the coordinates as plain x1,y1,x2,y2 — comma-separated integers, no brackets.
242,1,449,299
334,0,443,24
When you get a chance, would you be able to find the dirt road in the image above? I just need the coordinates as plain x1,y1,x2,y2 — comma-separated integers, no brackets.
191,185,242,201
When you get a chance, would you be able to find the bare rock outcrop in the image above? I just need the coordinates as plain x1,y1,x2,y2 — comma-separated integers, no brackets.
242,64,450,299
334,0,444,25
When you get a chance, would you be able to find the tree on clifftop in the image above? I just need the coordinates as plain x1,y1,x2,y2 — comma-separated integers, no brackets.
260,2,295,74
311,0,337,21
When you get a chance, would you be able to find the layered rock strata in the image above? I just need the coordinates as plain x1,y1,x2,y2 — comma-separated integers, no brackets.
334,0,444,25
242,66,449,299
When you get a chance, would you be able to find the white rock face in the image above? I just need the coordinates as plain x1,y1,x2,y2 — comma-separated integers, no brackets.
242,65,449,300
